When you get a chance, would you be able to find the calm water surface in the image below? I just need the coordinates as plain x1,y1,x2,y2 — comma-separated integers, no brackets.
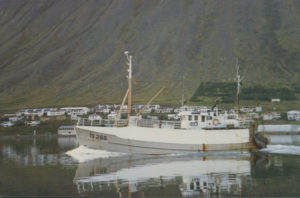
0,135,300,197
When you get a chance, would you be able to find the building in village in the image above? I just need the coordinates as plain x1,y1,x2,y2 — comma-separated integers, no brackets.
88,114,102,121
60,107,90,116
263,112,281,121
287,110,300,121
47,110,65,117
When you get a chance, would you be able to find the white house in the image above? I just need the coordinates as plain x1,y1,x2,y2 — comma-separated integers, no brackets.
271,98,280,103
148,104,160,110
60,107,90,116
108,113,117,120
263,112,281,121
179,106,208,112
255,106,262,113
19,109,45,117
47,110,65,117
9,116,22,122
240,106,254,113
26,121,40,126
167,114,179,120
70,113,78,120
155,107,173,114
88,114,102,121
287,110,300,121
1,121,14,127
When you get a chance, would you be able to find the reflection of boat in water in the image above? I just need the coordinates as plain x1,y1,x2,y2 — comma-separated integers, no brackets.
257,124,300,134
257,124,300,146
75,52,268,154
73,153,253,197
57,136,78,149
1,137,78,166
266,134,300,145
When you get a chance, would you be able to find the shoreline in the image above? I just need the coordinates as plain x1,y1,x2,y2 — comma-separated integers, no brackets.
0,134,77,140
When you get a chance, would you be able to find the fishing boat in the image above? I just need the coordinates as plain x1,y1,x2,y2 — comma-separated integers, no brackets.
75,52,268,154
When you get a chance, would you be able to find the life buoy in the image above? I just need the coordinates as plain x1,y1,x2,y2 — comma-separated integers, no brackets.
189,122,198,126
213,118,220,126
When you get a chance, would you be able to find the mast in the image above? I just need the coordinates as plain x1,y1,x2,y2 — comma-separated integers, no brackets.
124,51,133,120
235,58,241,115
181,75,185,108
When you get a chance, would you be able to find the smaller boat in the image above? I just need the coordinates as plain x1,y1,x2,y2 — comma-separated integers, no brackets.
58,125,76,136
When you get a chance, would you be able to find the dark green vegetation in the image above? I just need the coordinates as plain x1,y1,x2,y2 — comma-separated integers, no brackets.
0,119,76,136
191,82,297,102
0,0,300,110
191,82,237,103
241,86,297,101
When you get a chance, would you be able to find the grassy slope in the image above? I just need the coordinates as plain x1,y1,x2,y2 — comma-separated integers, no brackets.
0,0,299,111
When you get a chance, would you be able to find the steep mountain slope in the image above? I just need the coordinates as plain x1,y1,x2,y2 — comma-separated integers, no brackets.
0,0,300,110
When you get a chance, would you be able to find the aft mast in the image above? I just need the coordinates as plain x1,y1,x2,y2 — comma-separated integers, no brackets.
124,51,133,120
181,75,185,108
235,58,241,115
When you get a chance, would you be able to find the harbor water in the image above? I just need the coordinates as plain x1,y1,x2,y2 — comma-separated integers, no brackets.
0,134,300,197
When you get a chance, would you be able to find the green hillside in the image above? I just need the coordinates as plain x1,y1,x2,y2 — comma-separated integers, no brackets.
0,0,300,111
191,82,297,103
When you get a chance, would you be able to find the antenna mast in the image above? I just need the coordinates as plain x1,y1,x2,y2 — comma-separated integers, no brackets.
235,58,241,115
124,51,133,120
181,75,185,108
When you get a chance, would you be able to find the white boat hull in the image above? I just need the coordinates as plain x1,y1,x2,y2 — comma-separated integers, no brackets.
75,126,257,154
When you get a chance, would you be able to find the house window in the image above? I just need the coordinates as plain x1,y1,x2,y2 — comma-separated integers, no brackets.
194,115,198,121
188,115,192,121
202,116,205,122
190,183,194,190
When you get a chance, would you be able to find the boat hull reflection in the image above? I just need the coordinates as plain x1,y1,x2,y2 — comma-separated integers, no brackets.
74,153,259,196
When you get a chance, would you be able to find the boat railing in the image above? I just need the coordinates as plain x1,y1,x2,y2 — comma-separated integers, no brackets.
77,118,129,127
136,119,181,129
77,118,181,129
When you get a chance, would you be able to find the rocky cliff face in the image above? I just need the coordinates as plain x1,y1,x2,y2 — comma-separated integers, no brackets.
0,0,299,110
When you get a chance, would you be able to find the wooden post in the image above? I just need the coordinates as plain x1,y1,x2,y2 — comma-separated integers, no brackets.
128,77,132,120
235,58,241,115
236,92,240,114
124,51,133,124
114,89,129,127
136,86,166,117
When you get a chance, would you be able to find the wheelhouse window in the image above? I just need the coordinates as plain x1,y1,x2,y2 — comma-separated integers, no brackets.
188,115,192,121
194,115,198,121
201,116,205,122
